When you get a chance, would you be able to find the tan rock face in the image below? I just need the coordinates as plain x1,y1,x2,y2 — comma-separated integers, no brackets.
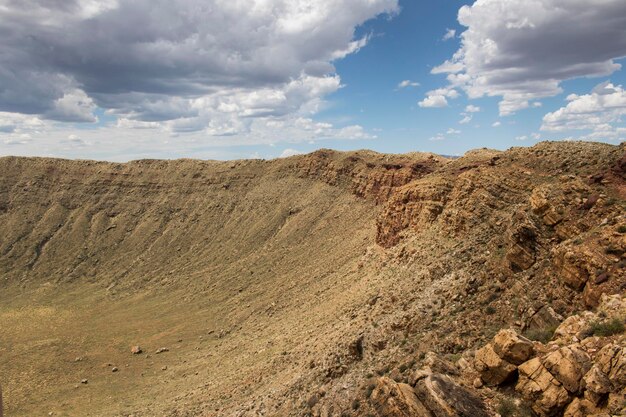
413,374,489,417
370,377,433,417
607,387,626,415
376,177,452,247
553,311,598,345
542,345,591,394
516,357,571,417
563,397,601,417
525,305,563,333
506,212,538,271
474,343,517,386
583,365,613,405
595,343,626,389
492,329,535,365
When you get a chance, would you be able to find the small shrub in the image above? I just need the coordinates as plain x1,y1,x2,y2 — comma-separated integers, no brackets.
583,318,625,338
351,399,360,410
524,326,556,344
485,305,496,315
497,398,517,417
605,245,625,256
618,225,626,234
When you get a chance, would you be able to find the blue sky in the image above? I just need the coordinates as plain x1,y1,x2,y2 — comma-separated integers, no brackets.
0,0,625,161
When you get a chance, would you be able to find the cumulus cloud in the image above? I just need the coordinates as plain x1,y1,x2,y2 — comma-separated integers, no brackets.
418,87,459,108
433,0,626,115
541,81,626,141
492,121,501,127
0,0,398,141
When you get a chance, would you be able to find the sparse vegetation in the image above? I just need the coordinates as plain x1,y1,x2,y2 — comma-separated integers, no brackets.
485,305,496,315
497,398,517,417
618,225,626,233
524,326,556,344
582,318,625,338
496,398,533,417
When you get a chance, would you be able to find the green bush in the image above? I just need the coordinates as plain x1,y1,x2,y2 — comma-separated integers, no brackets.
524,326,556,344
496,398,533,417
497,399,517,417
583,318,625,338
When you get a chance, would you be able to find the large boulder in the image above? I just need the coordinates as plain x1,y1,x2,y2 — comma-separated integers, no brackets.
525,305,563,333
583,365,613,405
542,345,592,394
413,373,489,417
516,357,571,416
474,343,517,385
552,311,598,345
370,377,433,417
492,329,535,365
595,342,626,389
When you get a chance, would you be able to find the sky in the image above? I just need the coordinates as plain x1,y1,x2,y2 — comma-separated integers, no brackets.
1,0,625,161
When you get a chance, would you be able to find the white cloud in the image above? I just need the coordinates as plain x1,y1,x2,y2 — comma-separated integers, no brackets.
458,104,480,124
0,0,398,155
443,28,456,41
459,115,472,124
433,0,626,115
447,128,461,134
46,89,97,122
418,87,459,108
515,135,528,141
419,95,448,108
541,81,626,141
492,121,501,127
279,148,304,158
397,80,420,89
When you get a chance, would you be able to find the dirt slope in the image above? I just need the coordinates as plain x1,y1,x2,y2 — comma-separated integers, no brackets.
0,141,624,417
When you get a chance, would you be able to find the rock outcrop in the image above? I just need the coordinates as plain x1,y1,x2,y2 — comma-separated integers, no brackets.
471,295,626,417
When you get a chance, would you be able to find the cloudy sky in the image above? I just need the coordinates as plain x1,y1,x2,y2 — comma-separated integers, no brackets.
1,0,625,161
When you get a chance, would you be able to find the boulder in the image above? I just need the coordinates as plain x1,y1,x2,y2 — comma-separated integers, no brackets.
563,398,601,417
413,373,489,417
526,305,563,333
553,311,597,344
474,343,517,386
370,377,433,417
492,329,535,365
583,365,612,405
516,357,571,416
595,343,626,389
542,345,591,394
422,352,459,376
607,387,626,415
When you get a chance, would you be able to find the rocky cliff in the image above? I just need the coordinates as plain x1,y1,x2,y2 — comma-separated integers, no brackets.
0,141,624,417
